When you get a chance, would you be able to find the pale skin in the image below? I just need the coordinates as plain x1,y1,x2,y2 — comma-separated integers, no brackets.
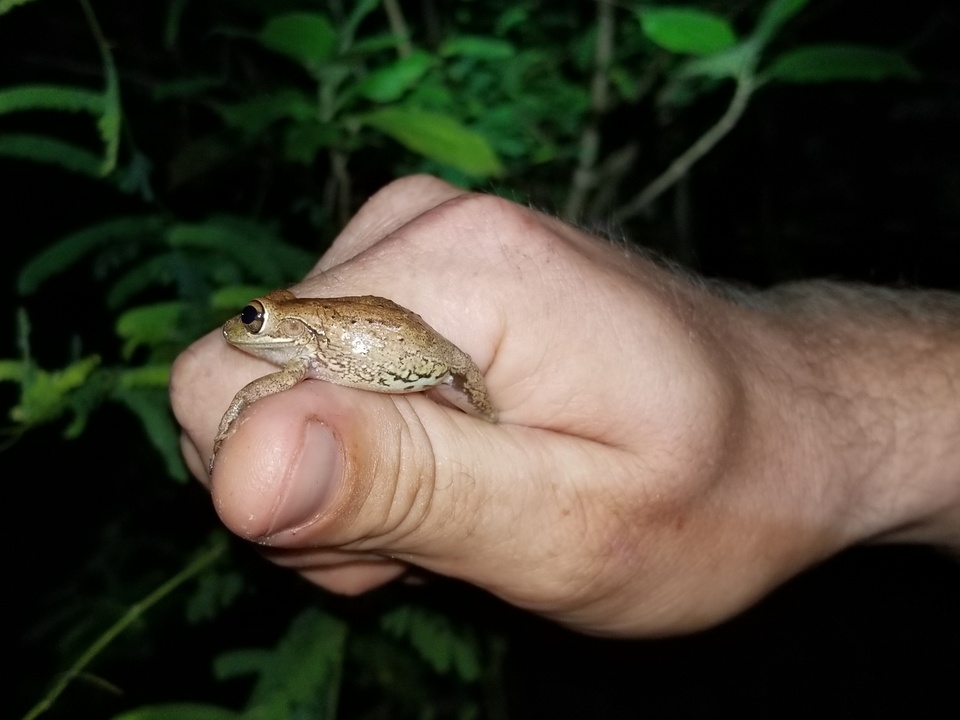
170,175,960,637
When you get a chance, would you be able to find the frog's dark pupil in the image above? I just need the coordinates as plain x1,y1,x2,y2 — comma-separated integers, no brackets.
240,305,262,325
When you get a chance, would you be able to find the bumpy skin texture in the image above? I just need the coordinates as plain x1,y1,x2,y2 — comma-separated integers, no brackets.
211,290,494,469
172,175,960,637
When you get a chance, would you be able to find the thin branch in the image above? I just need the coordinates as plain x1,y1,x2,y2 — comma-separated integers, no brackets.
22,536,229,720
612,72,757,222
383,0,413,58
564,0,615,220
331,149,351,227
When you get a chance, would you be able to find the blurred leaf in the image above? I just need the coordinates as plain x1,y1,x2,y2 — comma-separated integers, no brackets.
106,252,193,309
675,41,757,80
18,216,166,293
164,218,313,286
118,365,171,388
0,359,26,382
0,84,104,115
216,90,316,137
753,0,807,45
111,703,240,720
215,608,348,717
356,51,434,103
0,133,105,178
162,0,190,49
116,151,155,201
0,0,38,13
9,355,101,428
362,107,503,177
350,32,406,55
440,36,516,59
185,566,244,623
340,0,381,52
495,7,529,35
283,121,339,164
381,605,481,682
214,649,272,680
258,12,337,69
638,7,737,55
211,285,273,312
113,386,187,481
96,25,121,174
115,302,185,358
765,45,920,83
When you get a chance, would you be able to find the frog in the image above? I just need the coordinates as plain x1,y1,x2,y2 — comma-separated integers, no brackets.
210,290,496,471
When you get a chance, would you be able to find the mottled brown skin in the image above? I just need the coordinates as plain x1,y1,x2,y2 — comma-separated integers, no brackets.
210,290,495,470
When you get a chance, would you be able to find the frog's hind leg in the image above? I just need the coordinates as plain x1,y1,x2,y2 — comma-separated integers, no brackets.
426,375,497,423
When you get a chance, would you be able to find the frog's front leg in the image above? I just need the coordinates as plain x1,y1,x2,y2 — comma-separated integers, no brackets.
209,357,310,472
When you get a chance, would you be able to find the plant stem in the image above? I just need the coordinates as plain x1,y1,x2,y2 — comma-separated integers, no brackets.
22,534,229,720
564,0,615,220
612,72,757,222
383,0,412,58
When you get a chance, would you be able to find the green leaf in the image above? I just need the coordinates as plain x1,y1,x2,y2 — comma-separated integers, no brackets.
0,84,104,115
0,133,104,178
0,360,26,383
116,151,155,201
214,649,273,680
356,51,434,103
111,703,240,720
164,218,313,286
675,41,758,80
361,107,503,177
381,605,481,682
216,90,316,136
283,121,339,164
113,386,187,482
211,285,272,312
495,7,529,35
638,7,737,55
258,12,337,69
350,32,406,55
163,0,190,49
340,0,381,52
215,608,348,717
753,0,807,45
0,0,38,14
115,302,185,358
105,252,184,308
10,355,101,427
18,215,166,294
118,365,171,388
764,45,920,83
439,36,516,60
185,566,243,623
96,27,122,174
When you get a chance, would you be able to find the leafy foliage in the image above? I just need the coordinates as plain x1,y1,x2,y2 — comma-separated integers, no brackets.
3,0,927,717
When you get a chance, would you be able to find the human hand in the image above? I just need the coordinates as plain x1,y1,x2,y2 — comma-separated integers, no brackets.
171,176,960,635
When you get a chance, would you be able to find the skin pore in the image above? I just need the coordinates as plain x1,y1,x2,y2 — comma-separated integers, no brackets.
170,175,960,637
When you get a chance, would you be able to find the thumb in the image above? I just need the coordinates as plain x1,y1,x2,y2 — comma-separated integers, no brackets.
210,374,624,622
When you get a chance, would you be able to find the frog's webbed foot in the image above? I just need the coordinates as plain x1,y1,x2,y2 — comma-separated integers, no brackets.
434,365,497,422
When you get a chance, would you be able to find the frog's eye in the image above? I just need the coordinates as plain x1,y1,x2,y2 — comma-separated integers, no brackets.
240,301,266,333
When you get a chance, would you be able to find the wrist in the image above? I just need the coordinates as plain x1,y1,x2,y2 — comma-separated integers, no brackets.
746,282,960,551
